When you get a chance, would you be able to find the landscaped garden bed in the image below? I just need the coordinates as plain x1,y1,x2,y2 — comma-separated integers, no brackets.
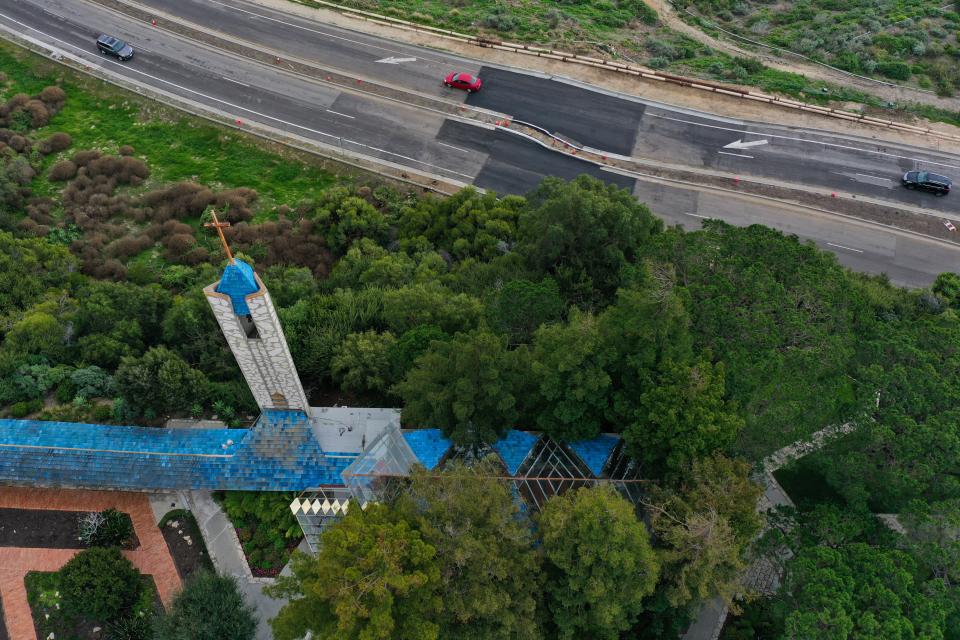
26,549,160,640
213,491,302,577
0,508,138,549
159,509,213,580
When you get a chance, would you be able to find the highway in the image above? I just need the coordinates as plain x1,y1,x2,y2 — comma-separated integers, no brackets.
2,0,960,286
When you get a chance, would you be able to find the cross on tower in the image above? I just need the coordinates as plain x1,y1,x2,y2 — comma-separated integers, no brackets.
203,209,234,262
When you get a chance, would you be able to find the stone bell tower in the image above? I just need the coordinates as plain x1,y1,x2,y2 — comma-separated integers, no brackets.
203,211,309,412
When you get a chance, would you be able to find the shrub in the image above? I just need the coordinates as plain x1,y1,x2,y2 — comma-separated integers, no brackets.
118,144,135,156
78,508,135,548
153,572,256,640
104,615,153,640
59,547,142,622
38,85,66,108
45,132,72,152
876,61,911,80
9,399,42,418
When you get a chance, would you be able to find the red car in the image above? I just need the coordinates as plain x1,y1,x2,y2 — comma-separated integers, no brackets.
444,72,482,93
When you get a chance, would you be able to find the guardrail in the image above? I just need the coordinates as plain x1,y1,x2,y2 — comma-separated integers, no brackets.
290,0,960,144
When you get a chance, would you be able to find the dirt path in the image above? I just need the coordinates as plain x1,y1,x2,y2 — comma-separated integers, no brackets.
253,0,960,147
643,0,960,112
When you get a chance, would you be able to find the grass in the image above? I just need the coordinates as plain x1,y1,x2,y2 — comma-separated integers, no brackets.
0,41,338,216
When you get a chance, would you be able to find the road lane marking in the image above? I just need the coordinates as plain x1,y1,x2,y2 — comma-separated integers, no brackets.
856,173,890,181
0,12,474,180
222,76,250,87
650,113,960,170
438,141,471,153
376,57,418,64
718,151,754,159
827,242,864,253
723,138,768,150
205,0,449,65
325,109,355,119
684,212,709,218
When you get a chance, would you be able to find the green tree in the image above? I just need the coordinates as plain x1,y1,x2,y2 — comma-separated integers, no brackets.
397,187,524,260
331,330,398,395
781,544,949,640
154,571,257,640
387,325,449,381
4,308,66,359
626,356,743,477
381,283,483,335
161,290,234,379
262,265,318,308
932,272,960,308
394,459,543,640
114,346,209,418
395,330,523,446
59,547,142,623
538,486,659,640
0,230,74,318
314,189,389,253
268,504,442,640
491,278,565,345
529,311,613,441
647,454,763,609
519,175,661,307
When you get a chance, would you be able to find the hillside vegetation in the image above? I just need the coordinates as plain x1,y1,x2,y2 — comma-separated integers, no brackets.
678,0,960,95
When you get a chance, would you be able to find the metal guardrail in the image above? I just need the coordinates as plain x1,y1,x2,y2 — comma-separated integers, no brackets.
292,0,960,144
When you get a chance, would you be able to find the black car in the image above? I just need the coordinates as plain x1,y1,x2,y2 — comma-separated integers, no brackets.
902,170,951,196
96,34,134,61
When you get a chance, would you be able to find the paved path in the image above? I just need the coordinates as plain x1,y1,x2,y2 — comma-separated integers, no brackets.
0,488,181,640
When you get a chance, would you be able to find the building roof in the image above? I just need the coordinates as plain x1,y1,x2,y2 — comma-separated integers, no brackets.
492,430,540,475
215,259,259,315
401,429,452,471
568,434,620,477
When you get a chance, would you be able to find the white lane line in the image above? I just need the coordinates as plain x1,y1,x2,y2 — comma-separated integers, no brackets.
718,151,754,159
206,0,449,65
222,76,250,87
438,141,471,153
325,109,355,119
650,113,960,170
0,11,474,180
855,173,891,182
827,242,864,253
684,212,709,218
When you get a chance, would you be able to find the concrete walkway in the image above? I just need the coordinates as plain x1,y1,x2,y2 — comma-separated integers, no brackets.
149,491,288,640
682,421,858,640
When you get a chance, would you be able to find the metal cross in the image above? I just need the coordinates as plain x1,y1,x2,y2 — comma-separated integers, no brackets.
203,209,234,261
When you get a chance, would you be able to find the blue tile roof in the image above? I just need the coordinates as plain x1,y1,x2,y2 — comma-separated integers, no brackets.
568,434,619,477
215,259,259,315
402,429,451,471
0,411,357,491
493,430,540,475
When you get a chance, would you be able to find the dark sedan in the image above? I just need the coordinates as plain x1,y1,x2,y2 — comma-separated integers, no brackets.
96,35,134,61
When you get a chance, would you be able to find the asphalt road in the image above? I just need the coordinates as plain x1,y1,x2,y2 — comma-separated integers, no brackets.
102,0,960,214
2,0,960,285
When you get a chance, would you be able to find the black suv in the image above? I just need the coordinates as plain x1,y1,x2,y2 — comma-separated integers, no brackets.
96,35,134,61
902,170,951,196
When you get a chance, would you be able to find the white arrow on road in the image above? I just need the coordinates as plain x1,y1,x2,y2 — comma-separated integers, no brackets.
723,138,769,150
376,56,418,64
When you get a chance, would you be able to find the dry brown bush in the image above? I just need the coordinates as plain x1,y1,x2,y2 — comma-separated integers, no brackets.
225,217,332,277
48,160,77,181
118,145,135,156
160,220,194,236
162,233,196,256
24,100,50,128
26,198,56,225
38,86,66,109
92,259,127,280
8,135,27,152
71,150,102,167
178,246,210,265
107,234,154,259
140,182,212,222
45,132,72,153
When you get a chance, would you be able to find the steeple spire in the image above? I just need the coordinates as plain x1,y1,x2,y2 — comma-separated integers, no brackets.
203,209,234,262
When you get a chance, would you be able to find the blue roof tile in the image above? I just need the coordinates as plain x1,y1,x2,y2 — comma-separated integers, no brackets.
568,434,620,477
493,430,540,475
402,429,452,471
215,259,259,315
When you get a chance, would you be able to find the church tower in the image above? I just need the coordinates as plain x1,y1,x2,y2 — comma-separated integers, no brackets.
203,212,310,412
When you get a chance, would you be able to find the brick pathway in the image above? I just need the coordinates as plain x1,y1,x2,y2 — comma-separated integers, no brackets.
0,488,182,640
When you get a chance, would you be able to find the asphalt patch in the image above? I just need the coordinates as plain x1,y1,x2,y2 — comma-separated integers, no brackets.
466,67,643,156
437,122,634,196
